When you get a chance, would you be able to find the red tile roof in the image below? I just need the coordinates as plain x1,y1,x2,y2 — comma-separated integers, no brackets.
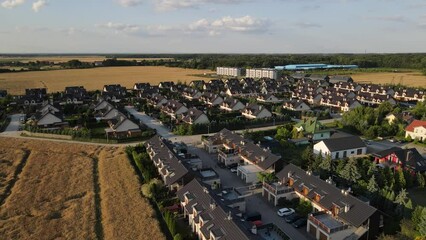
405,119,426,132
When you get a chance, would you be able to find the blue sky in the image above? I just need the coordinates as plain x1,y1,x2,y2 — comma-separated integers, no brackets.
0,0,425,53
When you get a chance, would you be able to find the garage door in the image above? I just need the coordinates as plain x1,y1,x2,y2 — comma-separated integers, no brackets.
319,231,328,240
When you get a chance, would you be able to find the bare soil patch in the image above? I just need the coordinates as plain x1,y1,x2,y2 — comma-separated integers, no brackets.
353,72,426,88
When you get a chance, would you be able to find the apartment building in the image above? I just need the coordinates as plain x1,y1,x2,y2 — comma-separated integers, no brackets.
216,67,243,77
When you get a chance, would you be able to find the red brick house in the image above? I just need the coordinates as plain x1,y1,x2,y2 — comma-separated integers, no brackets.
373,147,426,174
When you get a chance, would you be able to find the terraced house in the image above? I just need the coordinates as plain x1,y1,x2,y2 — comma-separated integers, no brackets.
177,179,258,240
262,164,381,240
203,129,282,183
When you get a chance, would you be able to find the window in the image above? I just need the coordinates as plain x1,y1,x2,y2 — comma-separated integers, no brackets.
335,152,339,158
351,151,355,154
357,149,363,155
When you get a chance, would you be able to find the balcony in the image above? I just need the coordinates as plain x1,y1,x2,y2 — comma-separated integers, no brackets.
308,212,349,234
218,148,238,158
263,182,293,195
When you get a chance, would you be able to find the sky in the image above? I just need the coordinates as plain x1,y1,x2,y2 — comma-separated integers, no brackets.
0,0,426,53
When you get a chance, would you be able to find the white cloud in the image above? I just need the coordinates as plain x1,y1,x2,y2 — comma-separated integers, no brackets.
210,15,267,32
116,0,143,7
32,0,46,12
96,22,141,33
1,0,25,8
155,0,248,11
96,16,268,38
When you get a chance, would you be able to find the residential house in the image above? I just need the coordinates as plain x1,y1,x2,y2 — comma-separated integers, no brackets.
60,86,88,105
313,135,367,159
294,117,331,141
105,114,141,139
161,100,188,119
189,80,205,90
220,97,245,112
262,164,381,240
158,81,175,89
405,119,426,141
182,87,202,100
328,76,353,84
177,179,257,240
256,93,281,103
181,108,210,125
92,98,114,111
385,113,400,125
356,92,397,106
394,88,425,102
133,83,151,91
373,147,426,174
308,74,330,82
146,94,168,108
241,103,272,120
21,88,48,106
199,92,223,106
102,84,127,102
145,135,192,191
203,79,224,93
282,100,311,112
202,129,282,183
31,105,67,129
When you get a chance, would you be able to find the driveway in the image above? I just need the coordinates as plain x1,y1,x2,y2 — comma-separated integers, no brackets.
125,106,175,138
188,146,312,240
1,113,25,136
246,194,314,240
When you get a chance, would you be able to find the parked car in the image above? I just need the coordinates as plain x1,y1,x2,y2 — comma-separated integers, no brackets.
292,218,307,228
244,211,261,222
277,208,295,217
285,213,301,223
227,163,238,169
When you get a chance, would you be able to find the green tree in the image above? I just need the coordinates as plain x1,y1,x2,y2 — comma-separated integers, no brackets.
312,153,323,172
417,173,425,188
301,146,314,169
412,206,425,230
339,158,361,183
257,172,277,183
395,169,406,190
319,154,332,173
394,189,408,216
367,175,379,194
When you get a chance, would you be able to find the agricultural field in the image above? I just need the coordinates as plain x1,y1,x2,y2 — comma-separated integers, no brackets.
0,66,213,95
0,137,165,240
98,147,165,240
352,71,426,88
0,56,173,63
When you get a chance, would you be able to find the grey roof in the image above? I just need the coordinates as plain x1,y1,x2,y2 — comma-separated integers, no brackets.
320,136,366,152
329,76,353,83
373,147,426,172
206,129,281,170
242,103,270,117
276,164,377,227
176,179,258,240
144,135,189,186
181,108,208,124
222,97,242,109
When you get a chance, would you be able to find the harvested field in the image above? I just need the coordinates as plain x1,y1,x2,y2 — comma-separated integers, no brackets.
0,66,213,95
353,71,426,88
0,137,165,240
98,147,166,240
0,148,26,199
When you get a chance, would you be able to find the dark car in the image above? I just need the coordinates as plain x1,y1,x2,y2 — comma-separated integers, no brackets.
285,213,301,223
292,218,307,228
226,163,238,169
244,211,261,222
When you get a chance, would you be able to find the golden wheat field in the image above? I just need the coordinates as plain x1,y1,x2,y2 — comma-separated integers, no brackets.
0,66,213,95
98,148,165,240
0,137,165,240
352,72,426,87
0,56,173,63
